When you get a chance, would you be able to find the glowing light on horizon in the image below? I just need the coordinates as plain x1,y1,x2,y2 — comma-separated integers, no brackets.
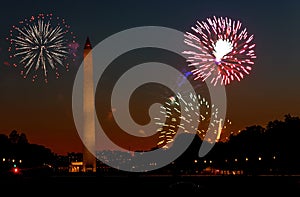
8,13,78,83
183,16,256,86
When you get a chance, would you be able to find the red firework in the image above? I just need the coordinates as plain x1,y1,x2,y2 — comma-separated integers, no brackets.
183,16,256,86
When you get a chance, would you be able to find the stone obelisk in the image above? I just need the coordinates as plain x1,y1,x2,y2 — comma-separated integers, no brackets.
82,37,96,172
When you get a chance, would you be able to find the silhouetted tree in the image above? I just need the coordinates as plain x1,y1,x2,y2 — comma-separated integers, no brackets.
0,130,56,175
165,114,300,175
9,130,19,144
18,133,29,144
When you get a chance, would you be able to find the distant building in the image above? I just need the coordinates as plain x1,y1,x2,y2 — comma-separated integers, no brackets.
54,152,83,173
68,152,83,172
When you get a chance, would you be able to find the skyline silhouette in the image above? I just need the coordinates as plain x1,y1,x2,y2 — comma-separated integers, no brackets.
1,113,298,166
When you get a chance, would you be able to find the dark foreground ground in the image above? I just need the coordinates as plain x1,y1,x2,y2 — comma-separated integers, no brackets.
1,173,299,195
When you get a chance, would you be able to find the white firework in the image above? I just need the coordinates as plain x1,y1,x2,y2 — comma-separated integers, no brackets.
8,13,76,82
154,92,230,148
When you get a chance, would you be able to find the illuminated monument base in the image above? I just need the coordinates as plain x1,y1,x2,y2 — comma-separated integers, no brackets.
83,146,96,172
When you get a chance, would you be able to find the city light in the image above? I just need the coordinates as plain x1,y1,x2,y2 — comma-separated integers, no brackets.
13,167,19,174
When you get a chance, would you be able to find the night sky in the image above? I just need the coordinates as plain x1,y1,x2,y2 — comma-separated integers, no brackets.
0,0,300,155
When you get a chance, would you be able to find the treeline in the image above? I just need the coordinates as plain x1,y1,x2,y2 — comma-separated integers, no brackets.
1,114,300,175
0,130,55,170
167,114,300,175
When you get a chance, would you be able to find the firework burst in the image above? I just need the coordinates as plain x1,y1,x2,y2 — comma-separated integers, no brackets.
154,92,231,148
7,13,78,83
183,16,256,86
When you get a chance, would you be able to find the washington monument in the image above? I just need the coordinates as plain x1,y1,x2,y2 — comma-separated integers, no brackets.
82,37,97,172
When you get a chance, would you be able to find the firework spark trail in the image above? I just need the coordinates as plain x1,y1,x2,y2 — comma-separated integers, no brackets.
8,13,77,83
183,16,256,86
154,92,231,148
